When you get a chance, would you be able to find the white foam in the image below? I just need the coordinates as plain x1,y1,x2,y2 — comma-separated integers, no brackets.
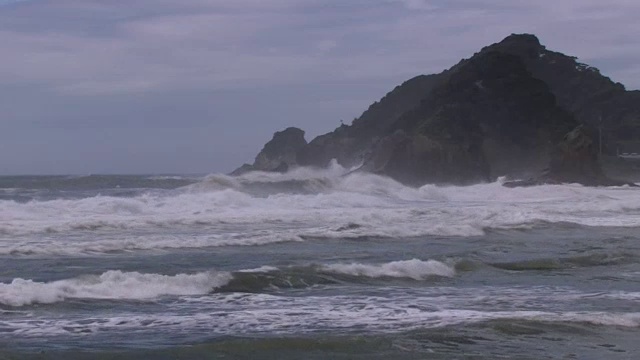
4,290,639,338
237,266,279,273
235,159,351,184
2,168,640,255
321,259,455,280
1,232,304,256
0,270,232,306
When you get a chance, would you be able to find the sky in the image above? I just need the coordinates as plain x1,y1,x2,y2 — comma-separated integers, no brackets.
1,0,639,175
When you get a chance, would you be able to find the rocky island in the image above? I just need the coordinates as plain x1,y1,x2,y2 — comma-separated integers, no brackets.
233,34,640,187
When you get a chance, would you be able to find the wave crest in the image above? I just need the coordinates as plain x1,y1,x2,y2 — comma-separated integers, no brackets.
3,167,640,256
320,259,455,280
0,270,232,307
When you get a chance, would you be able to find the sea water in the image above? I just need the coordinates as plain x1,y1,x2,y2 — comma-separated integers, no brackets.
1,165,639,359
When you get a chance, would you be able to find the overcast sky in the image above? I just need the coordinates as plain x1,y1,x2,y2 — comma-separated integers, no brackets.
1,0,639,174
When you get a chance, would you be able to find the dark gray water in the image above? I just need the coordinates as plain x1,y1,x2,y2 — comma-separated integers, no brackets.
1,170,639,359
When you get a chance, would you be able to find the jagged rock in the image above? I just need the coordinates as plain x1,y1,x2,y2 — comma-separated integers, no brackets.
549,125,603,182
504,125,635,187
254,127,307,171
231,127,307,175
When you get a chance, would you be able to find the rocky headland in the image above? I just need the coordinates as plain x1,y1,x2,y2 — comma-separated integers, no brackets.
233,34,640,187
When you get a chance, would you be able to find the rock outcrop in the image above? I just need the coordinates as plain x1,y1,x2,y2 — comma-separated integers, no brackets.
234,34,638,187
231,127,307,175
549,125,606,184
504,125,635,187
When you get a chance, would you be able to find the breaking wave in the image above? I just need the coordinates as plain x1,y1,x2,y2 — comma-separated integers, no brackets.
320,259,455,280
2,166,640,255
0,259,455,306
0,270,232,307
220,259,455,293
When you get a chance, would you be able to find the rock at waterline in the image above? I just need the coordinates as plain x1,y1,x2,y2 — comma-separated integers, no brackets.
230,127,307,175
503,125,636,187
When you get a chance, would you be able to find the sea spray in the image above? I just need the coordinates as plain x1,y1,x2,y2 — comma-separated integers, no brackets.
2,168,640,257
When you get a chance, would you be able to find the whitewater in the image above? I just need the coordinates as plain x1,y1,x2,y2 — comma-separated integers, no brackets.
1,167,639,359
2,164,640,255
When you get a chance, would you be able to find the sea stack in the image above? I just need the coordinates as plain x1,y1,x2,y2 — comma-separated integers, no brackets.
234,34,639,187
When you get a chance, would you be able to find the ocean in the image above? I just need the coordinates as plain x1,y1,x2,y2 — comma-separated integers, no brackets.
1,164,639,359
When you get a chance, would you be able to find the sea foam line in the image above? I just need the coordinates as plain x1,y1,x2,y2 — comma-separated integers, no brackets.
4,298,639,338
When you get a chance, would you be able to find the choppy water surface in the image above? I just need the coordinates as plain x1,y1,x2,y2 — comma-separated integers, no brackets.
1,167,639,359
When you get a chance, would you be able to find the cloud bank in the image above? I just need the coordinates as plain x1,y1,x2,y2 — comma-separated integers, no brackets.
0,0,638,174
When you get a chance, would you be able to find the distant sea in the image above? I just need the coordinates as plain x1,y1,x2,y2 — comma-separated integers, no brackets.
1,165,639,359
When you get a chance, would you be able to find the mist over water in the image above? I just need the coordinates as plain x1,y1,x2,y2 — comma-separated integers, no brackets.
1,167,639,358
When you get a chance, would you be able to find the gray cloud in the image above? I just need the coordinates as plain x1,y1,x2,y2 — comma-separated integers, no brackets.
0,0,639,174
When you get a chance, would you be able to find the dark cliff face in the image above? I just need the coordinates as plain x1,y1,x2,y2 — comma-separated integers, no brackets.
235,34,635,186
297,74,445,169
350,74,445,136
549,125,604,183
481,34,624,112
360,51,577,185
483,34,640,150
503,125,635,187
